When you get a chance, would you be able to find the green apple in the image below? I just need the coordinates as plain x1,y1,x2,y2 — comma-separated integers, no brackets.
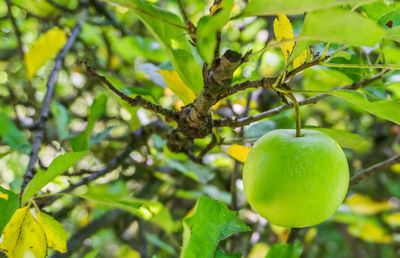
243,129,349,228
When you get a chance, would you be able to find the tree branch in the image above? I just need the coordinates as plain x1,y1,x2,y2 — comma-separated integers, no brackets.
218,57,326,100
214,72,384,128
20,12,87,195
90,0,130,36
350,153,400,186
84,63,178,122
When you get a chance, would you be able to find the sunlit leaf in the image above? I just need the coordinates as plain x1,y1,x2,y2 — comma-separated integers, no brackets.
0,187,19,235
270,224,290,242
273,14,295,62
265,242,302,258
181,197,250,257
158,70,197,105
12,0,58,17
76,191,175,233
0,112,31,155
22,151,86,204
301,9,385,46
243,0,377,16
306,127,371,152
386,26,400,43
293,49,308,68
345,193,394,215
248,242,269,258
304,227,318,244
327,90,400,125
226,144,251,163
25,27,66,79
391,164,400,173
384,212,400,227
37,211,67,253
0,206,47,258
347,219,392,243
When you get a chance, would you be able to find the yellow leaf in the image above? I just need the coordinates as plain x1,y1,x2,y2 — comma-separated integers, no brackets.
248,242,269,258
391,163,400,173
37,211,67,253
304,227,317,244
273,14,295,62
345,193,394,215
270,224,290,242
293,49,308,68
158,70,197,105
25,27,67,79
384,212,400,227
226,144,251,163
0,206,47,258
348,220,392,243
0,192,8,200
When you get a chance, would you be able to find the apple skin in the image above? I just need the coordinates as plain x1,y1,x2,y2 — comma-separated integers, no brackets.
243,129,349,228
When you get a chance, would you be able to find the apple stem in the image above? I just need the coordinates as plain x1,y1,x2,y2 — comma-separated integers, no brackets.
286,93,301,137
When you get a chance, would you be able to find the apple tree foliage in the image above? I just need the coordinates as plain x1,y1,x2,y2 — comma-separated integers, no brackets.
0,0,400,257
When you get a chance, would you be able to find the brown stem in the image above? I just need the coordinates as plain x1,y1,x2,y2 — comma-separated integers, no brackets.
20,12,87,196
214,72,385,128
350,153,400,185
84,62,178,121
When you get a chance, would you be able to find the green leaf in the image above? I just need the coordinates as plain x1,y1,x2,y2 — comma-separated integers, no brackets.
215,250,241,258
301,9,385,47
243,0,377,16
244,120,277,140
0,187,19,236
89,126,116,147
306,127,371,152
12,0,58,17
76,192,175,233
266,242,303,258
50,101,69,140
167,159,215,183
196,0,234,64
111,35,168,63
327,90,400,125
102,0,203,94
21,151,86,204
377,9,400,28
71,94,107,151
25,27,67,79
37,211,67,253
0,112,31,155
181,197,250,258
386,26,400,43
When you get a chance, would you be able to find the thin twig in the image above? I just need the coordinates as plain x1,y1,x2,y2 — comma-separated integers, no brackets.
218,77,275,100
176,0,189,25
84,62,178,121
214,72,385,128
350,153,400,185
20,12,87,195
196,133,218,162
90,0,130,36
